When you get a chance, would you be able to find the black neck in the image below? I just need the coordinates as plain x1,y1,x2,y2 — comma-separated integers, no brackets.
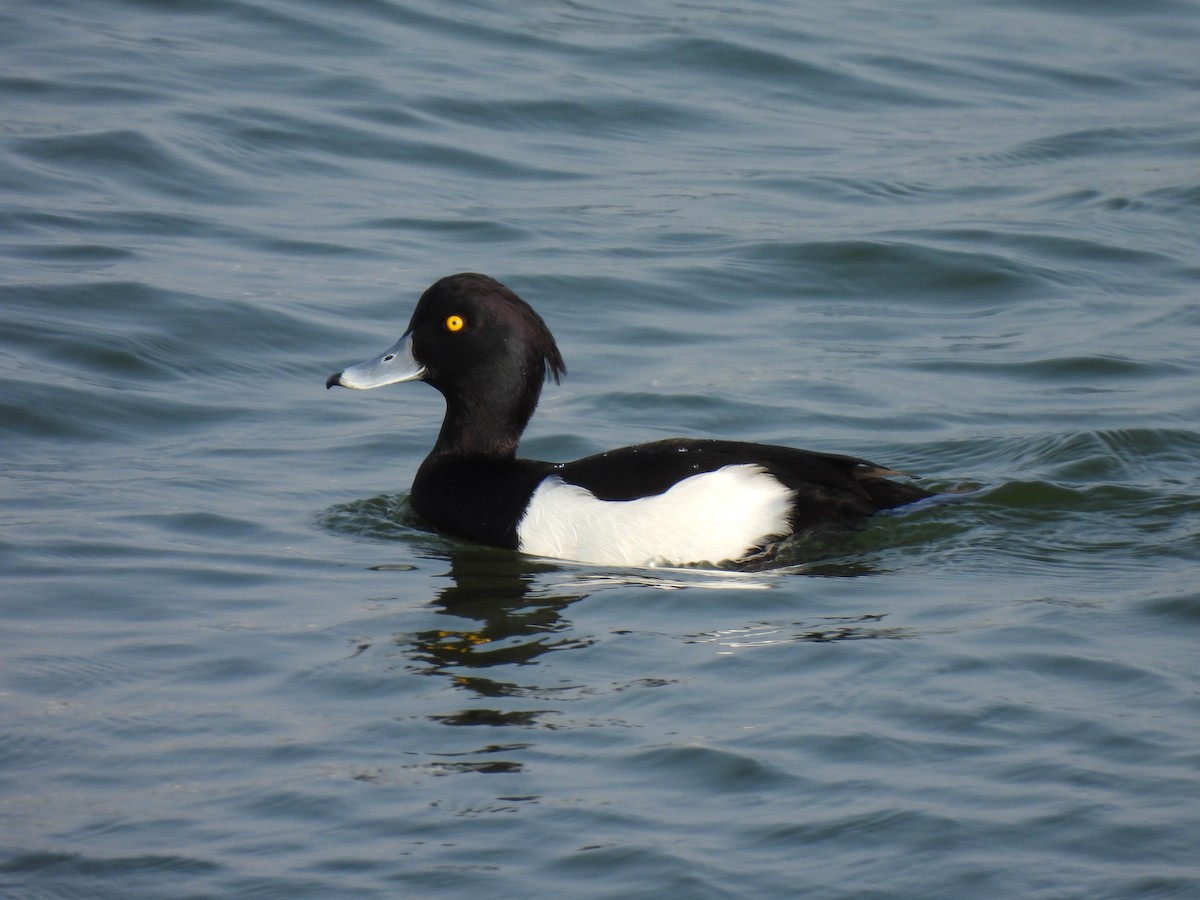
429,381,539,460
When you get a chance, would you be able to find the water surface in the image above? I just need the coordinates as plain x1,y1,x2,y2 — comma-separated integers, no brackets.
3,0,1199,897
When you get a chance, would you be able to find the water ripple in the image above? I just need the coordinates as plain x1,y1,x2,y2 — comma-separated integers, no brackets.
4,0,1200,897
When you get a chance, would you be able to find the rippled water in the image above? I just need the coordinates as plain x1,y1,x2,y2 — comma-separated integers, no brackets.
3,0,1200,897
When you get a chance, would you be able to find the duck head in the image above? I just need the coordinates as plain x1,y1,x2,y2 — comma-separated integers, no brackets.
326,273,566,457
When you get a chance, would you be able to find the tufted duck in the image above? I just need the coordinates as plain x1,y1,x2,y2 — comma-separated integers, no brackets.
326,273,933,567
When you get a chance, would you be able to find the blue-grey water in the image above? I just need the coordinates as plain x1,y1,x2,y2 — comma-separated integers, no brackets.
3,0,1200,897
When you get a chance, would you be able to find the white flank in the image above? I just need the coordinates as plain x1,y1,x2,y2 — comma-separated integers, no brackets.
516,464,794,567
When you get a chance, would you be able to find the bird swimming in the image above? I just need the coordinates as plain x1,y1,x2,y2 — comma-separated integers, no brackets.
326,273,933,567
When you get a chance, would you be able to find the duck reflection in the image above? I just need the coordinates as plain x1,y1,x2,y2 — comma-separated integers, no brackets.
388,532,883,701
395,543,593,706
373,546,910,778
340,499,902,779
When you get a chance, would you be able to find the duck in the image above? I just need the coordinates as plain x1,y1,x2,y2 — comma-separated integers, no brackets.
326,273,933,568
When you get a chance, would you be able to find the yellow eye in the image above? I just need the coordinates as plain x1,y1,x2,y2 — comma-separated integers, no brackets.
444,314,465,332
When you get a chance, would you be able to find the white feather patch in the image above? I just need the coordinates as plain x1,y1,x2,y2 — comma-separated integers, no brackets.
516,464,795,567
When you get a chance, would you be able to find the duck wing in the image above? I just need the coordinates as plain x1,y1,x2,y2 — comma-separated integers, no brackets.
554,438,931,529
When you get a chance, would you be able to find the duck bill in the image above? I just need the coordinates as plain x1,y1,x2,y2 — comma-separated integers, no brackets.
326,332,425,390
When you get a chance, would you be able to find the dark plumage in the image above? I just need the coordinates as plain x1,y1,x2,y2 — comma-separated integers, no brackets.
327,273,933,566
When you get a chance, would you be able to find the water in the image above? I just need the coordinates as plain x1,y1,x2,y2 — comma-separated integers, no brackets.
3,0,1199,896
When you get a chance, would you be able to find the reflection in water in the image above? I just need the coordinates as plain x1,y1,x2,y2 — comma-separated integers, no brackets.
332,494,910,775
403,547,593,700
686,614,917,650
399,544,805,686
329,494,590,707
424,743,530,776
380,543,798,740
358,542,595,778
332,494,913,694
